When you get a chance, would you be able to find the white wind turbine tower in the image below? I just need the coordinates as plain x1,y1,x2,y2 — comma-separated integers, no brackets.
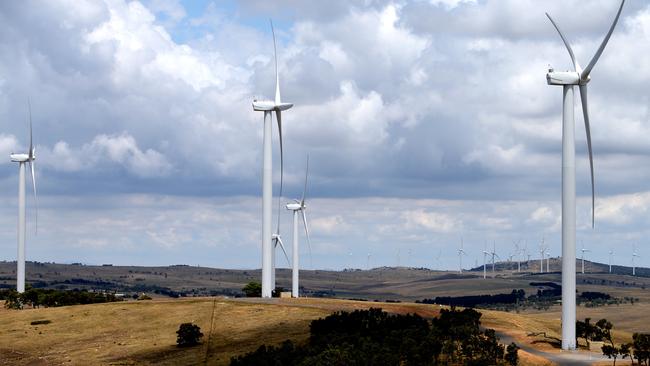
546,249,551,273
457,238,467,274
10,102,38,293
252,20,294,298
632,245,639,276
608,249,613,273
286,156,312,298
434,249,441,271
580,242,590,274
539,239,546,274
366,252,371,270
521,241,529,271
545,0,625,349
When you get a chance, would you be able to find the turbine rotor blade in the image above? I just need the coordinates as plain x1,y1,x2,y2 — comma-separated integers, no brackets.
276,236,290,265
28,159,37,234
28,99,33,158
270,19,281,105
301,154,309,205
579,85,595,228
581,0,625,80
546,13,580,72
301,209,313,268
27,100,37,234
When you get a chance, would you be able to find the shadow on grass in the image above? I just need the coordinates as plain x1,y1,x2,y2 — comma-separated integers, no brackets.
105,317,312,366
528,332,562,349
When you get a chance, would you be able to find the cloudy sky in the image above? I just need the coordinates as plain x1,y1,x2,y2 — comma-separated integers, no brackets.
0,0,649,271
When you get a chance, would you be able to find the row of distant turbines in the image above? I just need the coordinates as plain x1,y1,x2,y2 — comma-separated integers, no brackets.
452,239,641,277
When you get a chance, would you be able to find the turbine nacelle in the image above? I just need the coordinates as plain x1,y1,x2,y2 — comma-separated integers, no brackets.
546,71,582,86
10,153,31,162
286,202,302,211
252,100,294,112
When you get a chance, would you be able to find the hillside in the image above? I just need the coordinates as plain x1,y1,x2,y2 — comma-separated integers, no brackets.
0,296,626,366
1,260,649,302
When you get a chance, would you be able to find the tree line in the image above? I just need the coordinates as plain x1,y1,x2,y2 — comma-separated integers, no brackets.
0,288,122,309
230,307,519,365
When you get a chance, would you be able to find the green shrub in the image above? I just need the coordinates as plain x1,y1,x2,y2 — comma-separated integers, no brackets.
176,323,203,347
242,282,261,297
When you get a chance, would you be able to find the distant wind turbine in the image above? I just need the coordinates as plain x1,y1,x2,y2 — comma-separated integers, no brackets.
608,249,613,273
514,240,522,272
546,249,551,273
458,238,467,274
632,245,639,276
482,242,489,279
252,20,294,298
546,0,625,348
490,241,499,275
539,238,546,274
580,242,590,274
10,101,38,293
286,156,312,298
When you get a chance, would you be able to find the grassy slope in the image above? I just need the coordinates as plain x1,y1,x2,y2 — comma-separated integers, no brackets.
4,297,643,366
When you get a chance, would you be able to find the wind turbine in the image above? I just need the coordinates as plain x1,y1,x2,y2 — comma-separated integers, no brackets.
522,240,530,271
271,232,290,291
545,0,624,349
286,156,312,298
539,239,546,274
252,20,293,298
632,245,639,276
366,252,371,270
514,240,522,272
546,249,551,273
10,101,38,293
482,242,489,279
608,249,613,273
457,238,467,274
434,249,441,271
490,241,499,275
580,242,590,274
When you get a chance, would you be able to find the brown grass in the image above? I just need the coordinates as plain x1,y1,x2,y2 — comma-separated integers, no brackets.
1,296,648,365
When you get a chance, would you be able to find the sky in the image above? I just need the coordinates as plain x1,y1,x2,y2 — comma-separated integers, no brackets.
0,0,649,271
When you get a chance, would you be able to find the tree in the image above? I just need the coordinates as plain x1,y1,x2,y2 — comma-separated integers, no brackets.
620,343,633,365
176,323,203,347
505,342,519,366
242,282,261,297
602,345,620,366
633,333,650,366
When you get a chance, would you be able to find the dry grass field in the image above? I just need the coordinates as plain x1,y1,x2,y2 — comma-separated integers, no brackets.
2,296,646,366
2,261,650,365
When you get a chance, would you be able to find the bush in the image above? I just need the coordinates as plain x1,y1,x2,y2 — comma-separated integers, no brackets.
505,342,519,365
242,282,261,297
176,323,203,347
